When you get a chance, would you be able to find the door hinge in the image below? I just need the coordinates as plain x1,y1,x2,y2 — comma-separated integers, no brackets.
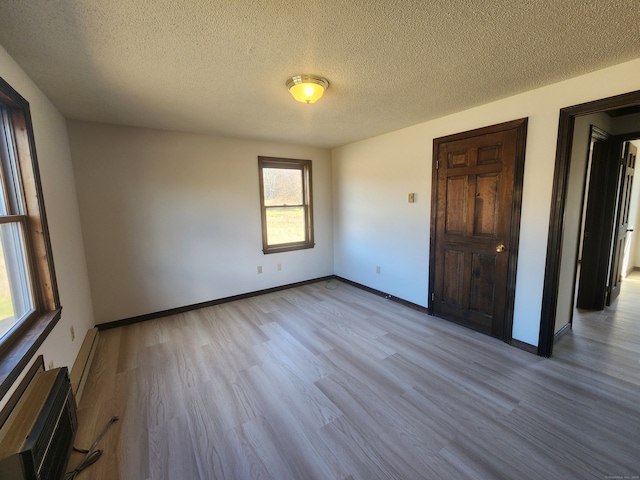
436,160,440,169
431,292,435,301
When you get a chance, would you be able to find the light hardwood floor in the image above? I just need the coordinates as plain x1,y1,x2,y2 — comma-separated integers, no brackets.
69,276,640,479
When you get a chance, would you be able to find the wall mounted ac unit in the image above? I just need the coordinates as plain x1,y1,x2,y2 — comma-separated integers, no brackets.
0,367,78,480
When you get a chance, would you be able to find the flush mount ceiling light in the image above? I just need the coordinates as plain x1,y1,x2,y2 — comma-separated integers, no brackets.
286,75,329,104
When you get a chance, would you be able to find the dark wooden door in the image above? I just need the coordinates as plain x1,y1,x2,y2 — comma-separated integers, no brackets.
430,119,527,340
576,139,616,310
607,141,636,305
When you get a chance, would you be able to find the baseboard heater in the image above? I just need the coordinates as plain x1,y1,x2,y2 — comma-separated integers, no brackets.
0,367,78,480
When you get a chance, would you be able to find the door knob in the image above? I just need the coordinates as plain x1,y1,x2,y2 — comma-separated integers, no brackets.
496,244,506,253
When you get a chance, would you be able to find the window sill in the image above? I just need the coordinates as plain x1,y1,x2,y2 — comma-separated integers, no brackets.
0,308,62,400
263,243,315,255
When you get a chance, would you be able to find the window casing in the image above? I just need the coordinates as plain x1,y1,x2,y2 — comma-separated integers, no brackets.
258,157,314,254
0,77,60,399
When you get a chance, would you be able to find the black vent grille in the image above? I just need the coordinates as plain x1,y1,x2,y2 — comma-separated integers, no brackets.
1,368,79,480
38,395,75,480
30,380,72,471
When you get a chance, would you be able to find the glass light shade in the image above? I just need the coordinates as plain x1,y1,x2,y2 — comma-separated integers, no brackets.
286,75,329,104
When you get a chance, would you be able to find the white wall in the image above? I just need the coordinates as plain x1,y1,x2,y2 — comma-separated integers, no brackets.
67,121,334,324
333,58,640,347
332,125,430,305
0,46,95,407
626,139,640,273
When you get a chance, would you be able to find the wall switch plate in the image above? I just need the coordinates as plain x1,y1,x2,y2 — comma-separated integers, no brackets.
257,266,262,274
70,325,75,341
408,193,415,203
277,263,282,271
376,266,381,274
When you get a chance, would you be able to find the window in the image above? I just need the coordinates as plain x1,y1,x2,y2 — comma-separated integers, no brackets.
0,77,60,398
258,156,314,254
0,111,35,341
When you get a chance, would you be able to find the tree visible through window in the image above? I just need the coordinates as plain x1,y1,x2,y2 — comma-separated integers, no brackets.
258,157,314,254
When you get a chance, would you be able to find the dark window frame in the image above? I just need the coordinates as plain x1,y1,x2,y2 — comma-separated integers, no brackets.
0,77,61,400
258,156,314,254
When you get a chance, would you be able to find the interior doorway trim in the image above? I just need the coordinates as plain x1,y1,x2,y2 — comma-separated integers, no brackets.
539,89,640,357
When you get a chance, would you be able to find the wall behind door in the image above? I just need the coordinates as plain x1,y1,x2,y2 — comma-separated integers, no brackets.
625,139,640,273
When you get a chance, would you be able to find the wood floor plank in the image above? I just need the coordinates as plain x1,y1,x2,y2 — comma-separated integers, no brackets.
148,413,201,480
71,277,640,479
316,324,396,362
115,378,151,480
242,360,341,431
231,416,295,480
238,367,346,480
256,320,335,382
315,373,439,479
266,300,335,355
183,385,263,479
318,415,415,480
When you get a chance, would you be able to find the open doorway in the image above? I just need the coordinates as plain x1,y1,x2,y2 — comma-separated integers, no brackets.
575,134,638,310
539,90,640,357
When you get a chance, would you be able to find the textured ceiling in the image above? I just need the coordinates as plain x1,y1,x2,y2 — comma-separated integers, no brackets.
1,0,639,148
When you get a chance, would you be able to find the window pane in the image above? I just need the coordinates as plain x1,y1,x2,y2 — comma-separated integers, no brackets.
0,222,34,340
0,109,15,216
266,207,305,245
263,168,303,206
1,108,26,215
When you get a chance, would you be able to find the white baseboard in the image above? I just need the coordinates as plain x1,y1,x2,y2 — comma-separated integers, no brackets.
70,328,99,404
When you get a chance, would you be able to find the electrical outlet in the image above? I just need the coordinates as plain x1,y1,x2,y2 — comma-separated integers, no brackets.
70,325,75,341
277,263,282,271
376,266,381,274
48,360,54,370
257,266,262,274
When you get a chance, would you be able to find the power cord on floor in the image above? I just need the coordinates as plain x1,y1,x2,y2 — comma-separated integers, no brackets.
65,416,119,480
